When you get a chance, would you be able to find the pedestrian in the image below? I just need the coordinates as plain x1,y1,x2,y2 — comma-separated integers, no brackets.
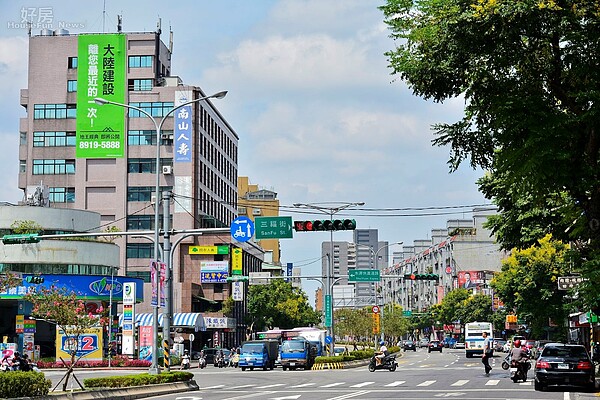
481,331,492,376
352,341,358,351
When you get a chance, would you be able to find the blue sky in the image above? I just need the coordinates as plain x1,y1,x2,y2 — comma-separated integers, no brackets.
0,1,490,304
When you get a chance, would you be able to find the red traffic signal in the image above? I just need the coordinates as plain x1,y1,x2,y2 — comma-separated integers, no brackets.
293,219,357,232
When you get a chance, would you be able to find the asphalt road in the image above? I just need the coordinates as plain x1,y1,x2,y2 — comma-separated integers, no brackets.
41,347,593,400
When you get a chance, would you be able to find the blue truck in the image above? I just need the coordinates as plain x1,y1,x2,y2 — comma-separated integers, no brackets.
279,337,316,371
239,339,279,371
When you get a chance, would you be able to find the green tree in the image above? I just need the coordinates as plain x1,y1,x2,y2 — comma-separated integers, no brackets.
23,285,108,391
431,288,471,324
247,279,320,332
380,0,600,307
491,235,572,339
382,304,411,340
455,294,493,325
334,307,372,341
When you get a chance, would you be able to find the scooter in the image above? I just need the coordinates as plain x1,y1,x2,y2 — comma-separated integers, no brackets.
214,353,225,368
181,355,191,370
501,353,511,370
368,354,397,372
510,360,531,382
198,355,207,369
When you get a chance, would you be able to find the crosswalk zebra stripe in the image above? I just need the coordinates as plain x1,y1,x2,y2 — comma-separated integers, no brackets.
485,379,500,385
350,381,375,388
385,381,406,387
451,380,469,386
416,380,436,386
320,382,345,388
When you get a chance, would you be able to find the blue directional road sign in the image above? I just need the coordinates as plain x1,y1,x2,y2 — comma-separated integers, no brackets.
231,216,255,242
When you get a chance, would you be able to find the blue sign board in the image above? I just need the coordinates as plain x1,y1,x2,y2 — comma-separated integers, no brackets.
325,335,332,344
231,216,255,242
0,274,144,302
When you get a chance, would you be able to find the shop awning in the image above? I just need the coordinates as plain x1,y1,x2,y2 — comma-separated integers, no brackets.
119,312,205,331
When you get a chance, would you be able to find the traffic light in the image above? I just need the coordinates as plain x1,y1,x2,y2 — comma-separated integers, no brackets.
24,275,44,284
403,273,438,281
293,219,356,232
2,234,40,244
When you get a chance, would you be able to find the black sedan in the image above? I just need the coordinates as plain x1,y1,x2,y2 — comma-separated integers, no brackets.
403,340,416,351
428,340,443,353
534,343,596,391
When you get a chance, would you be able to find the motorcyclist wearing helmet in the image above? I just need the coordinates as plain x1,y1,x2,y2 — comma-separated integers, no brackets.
375,340,388,366
510,339,529,365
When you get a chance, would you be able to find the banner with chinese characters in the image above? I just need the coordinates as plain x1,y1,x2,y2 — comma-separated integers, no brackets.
200,261,228,283
174,90,192,162
76,33,126,158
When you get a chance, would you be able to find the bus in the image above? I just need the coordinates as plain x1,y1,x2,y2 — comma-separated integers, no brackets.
464,321,493,358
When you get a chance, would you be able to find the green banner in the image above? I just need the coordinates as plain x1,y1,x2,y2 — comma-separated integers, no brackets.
76,34,126,158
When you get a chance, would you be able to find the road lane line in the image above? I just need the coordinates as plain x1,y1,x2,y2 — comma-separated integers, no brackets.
253,383,286,389
385,381,406,386
416,380,436,386
451,380,469,386
327,390,370,400
320,382,345,388
349,381,375,388
289,383,316,388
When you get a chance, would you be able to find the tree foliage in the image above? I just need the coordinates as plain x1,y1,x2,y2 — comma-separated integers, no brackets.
23,285,108,391
247,279,320,332
491,235,572,339
380,1,600,299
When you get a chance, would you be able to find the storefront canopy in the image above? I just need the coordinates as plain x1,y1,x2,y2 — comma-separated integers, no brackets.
119,312,205,331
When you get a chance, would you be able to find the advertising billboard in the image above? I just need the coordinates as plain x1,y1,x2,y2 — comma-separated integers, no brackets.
457,270,484,289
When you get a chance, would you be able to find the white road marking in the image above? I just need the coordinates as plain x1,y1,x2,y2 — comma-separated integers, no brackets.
254,383,286,389
320,382,345,388
485,379,500,385
417,380,436,386
289,383,316,388
327,391,370,400
450,379,469,386
349,381,375,388
384,381,406,386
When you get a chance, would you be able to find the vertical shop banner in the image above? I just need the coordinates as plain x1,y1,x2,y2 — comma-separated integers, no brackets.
139,325,153,361
174,90,193,162
231,248,242,275
76,33,126,158
122,282,135,356
150,261,165,307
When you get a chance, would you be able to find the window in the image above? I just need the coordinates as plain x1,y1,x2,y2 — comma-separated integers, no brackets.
19,132,27,145
128,55,153,68
128,102,174,118
32,159,75,175
68,57,78,69
127,186,154,202
33,104,76,119
126,243,154,259
33,131,76,147
67,80,77,92
128,130,155,146
19,160,26,173
129,79,153,91
127,215,154,231
126,271,151,283
49,187,75,203
127,158,155,174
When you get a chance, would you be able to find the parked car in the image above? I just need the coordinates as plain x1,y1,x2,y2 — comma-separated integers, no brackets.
419,338,430,348
534,343,596,391
403,340,416,352
428,340,443,353
200,348,231,366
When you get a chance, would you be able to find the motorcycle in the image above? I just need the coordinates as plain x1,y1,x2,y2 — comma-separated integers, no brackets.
229,353,239,368
198,355,207,369
181,355,191,370
510,360,531,382
501,353,511,370
368,354,397,372
214,353,225,368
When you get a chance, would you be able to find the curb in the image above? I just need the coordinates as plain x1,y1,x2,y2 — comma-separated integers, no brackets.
36,380,199,400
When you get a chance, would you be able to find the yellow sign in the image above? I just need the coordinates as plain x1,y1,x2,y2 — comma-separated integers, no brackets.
232,248,243,275
372,313,380,334
56,326,103,361
189,245,229,255
15,315,24,334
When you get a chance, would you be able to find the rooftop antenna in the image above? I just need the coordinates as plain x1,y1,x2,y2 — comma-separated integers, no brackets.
102,0,106,33
156,17,162,35
117,14,122,33
27,20,31,37
169,25,173,54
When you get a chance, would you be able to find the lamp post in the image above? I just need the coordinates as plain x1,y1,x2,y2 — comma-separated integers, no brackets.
96,90,227,373
107,266,120,368
293,201,364,356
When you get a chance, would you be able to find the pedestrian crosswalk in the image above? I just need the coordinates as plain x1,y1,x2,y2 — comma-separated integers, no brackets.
204,379,532,391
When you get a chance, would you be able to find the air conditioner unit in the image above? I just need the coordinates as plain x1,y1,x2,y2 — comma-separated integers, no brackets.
162,165,173,175
252,208,262,216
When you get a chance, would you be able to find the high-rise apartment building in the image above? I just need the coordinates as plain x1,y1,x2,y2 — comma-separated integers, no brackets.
16,28,262,348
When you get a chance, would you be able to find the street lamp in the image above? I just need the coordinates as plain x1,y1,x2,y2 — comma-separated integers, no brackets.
293,201,364,356
96,90,227,373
